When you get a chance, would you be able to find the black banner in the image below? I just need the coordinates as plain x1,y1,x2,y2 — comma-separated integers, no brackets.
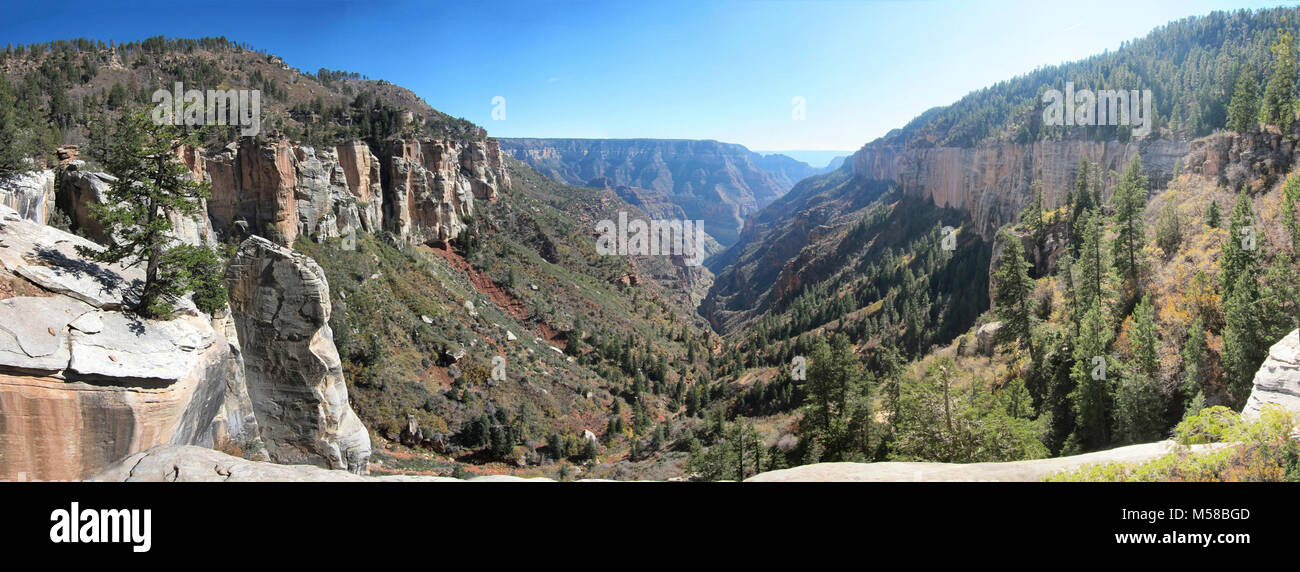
0,482,1288,562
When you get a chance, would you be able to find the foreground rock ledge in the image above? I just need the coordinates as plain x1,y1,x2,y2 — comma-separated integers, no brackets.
0,204,254,481
91,445,552,482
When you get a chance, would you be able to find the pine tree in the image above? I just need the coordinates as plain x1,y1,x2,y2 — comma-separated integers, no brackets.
1155,197,1182,258
1227,63,1259,133
800,333,871,461
993,229,1036,350
1219,190,1259,299
1113,371,1163,445
1261,26,1297,132
1207,199,1222,228
1222,271,1264,410
1181,316,1207,406
1074,208,1110,313
1069,301,1115,451
1020,181,1046,248
75,109,225,318
1112,154,1148,292
1069,160,1096,247
1129,293,1159,379
1282,172,1300,253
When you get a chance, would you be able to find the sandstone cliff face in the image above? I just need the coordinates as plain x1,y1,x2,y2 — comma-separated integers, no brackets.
380,138,507,245
205,139,302,245
197,137,505,248
851,139,1190,240
0,169,55,224
225,235,370,473
0,205,257,481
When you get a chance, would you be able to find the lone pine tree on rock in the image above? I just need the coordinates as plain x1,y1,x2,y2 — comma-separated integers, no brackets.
76,108,226,318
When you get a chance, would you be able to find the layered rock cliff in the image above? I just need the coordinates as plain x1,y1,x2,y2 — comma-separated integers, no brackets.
0,204,258,481
850,139,1190,240
196,137,507,248
381,138,508,245
500,138,797,246
225,235,371,473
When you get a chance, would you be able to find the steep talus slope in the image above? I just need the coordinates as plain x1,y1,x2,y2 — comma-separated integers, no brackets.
500,138,802,246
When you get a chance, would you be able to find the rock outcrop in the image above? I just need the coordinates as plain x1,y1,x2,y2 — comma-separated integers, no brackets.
975,321,1003,357
850,139,1190,240
225,235,371,473
1242,329,1300,420
381,138,507,245
0,169,55,224
0,205,257,481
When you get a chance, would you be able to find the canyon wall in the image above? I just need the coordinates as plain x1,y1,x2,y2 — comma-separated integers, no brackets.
381,138,508,245
500,138,795,246
199,137,507,248
851,139,1191,240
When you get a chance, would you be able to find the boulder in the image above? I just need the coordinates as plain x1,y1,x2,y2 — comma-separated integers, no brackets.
225,235,371,473
399,414,423,446
975,321,1003,357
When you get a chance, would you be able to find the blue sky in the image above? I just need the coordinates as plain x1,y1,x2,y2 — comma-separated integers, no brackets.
1,0,1294,156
